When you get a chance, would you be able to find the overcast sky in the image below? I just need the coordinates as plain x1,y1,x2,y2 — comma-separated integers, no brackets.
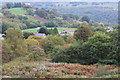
1,0,119,2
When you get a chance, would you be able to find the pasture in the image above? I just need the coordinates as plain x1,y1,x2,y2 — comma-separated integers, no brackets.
8,8,28,15
23,27,77,33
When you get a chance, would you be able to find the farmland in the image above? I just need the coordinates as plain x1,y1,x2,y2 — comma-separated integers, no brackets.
23,27,77,32
8,8,28,15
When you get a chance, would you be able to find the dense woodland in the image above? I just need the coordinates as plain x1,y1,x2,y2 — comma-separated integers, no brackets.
1,2,119,78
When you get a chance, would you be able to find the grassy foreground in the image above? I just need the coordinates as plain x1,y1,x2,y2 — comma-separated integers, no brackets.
2,57,119,78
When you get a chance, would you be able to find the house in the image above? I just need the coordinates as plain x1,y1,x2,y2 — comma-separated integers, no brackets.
59,30,75,35
33,33,46,38
0,34,4,40
64,30,75,35
106,27,113,32
58,31,66,35
25,3,31,6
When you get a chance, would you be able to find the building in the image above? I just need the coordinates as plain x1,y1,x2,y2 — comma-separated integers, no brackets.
59,30,75,35
0,34,4,40
106,27,113,32
33,33,46,38
64,30,75,35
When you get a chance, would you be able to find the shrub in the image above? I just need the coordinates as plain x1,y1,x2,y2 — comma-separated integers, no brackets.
95,66,110,77
98,59,117,65
74,71,82,75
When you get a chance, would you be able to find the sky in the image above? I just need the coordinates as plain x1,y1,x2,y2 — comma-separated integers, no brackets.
1,0,119,2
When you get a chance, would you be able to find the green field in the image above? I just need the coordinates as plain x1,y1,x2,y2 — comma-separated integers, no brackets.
9,8,28,15
23,27,77,33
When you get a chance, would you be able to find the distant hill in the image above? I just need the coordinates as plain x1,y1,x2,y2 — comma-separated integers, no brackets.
30,2,118,25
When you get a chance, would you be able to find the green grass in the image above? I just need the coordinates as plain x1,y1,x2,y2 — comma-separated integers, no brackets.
23,27,77,33
9,8,28,15
47,27,77,31
23,28,38,33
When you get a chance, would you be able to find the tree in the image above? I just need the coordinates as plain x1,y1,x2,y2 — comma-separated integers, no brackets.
38,27,49,35
44,21,57,27
79,32,114,64
2,4,7,9
6,2,14,9
25,39,46,61
52,27,58,35
23,32,34,39
3,28,27,61
93,27,106,32
40,35,65,54
14,2,22,8
107,30,119,63
17,15,28,20
74,22,93,41
27,9,34,16
66,35,76,43
51,32,117,65
2,9,11,15
25,39,39,47
2,22,10,34
81,16,90,23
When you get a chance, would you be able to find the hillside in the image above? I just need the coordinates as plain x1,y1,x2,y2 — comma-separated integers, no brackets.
30,2,118,25
1,2,83,34
1,2,119,79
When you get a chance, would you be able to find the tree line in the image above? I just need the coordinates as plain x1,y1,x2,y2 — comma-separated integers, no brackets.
2,22,119,65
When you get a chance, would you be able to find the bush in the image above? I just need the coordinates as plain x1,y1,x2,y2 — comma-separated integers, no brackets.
95,66,110,77
98,59,117,65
